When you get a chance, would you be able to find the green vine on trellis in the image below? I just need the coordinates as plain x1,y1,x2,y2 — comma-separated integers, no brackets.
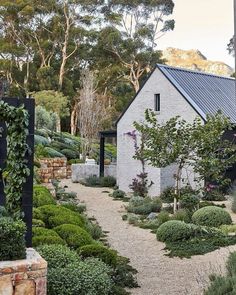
0,101,30,217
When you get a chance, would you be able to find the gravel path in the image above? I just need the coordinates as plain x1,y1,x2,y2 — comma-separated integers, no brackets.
62,179,236,295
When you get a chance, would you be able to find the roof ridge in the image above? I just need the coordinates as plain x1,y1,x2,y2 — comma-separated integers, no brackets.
156,63,234,80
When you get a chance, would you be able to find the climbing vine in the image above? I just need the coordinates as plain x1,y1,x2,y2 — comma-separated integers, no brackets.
0,101,30,217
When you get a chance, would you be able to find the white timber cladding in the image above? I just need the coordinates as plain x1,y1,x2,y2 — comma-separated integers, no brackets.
117,67,204,196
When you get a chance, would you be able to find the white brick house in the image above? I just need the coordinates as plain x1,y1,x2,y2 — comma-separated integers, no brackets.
116,64,236,196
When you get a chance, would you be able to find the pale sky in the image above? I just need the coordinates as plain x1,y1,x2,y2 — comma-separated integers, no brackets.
158,0,234,68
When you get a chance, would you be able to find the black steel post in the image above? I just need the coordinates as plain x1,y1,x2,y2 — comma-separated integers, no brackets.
99,136,105,177
234,0,236,99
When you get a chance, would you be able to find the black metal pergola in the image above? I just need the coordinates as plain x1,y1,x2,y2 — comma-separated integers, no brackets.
99,130,117,177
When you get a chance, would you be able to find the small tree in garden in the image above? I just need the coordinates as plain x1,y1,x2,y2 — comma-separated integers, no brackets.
192,113,236,190
126,130,153,197
134,109,236,211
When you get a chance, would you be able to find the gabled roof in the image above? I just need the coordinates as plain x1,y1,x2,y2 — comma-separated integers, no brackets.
116,64,236,124
157,64,236,122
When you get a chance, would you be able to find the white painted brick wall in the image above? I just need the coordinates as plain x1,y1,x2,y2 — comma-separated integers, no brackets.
117,67,203,196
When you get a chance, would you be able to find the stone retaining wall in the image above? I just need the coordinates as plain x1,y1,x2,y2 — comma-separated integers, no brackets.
71,163,116,182
38,158,71,183
0,248,47,295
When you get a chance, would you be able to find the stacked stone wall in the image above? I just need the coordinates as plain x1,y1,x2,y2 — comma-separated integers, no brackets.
38,158,71,183
0,248,47,295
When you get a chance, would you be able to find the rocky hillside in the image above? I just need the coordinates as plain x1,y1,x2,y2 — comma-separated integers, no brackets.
162,47,233,76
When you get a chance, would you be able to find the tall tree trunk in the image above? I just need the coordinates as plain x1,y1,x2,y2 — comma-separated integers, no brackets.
71,104,79,135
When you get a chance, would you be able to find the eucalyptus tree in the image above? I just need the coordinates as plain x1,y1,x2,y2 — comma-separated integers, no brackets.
96,0,175,92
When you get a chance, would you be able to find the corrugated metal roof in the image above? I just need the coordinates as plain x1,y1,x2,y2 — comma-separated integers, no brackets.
157,64,236,123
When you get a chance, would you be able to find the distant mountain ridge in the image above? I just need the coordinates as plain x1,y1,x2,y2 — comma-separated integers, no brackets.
162,47,233,77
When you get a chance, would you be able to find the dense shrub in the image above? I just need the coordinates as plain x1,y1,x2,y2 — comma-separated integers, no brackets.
54,224,93,249
61,148,79,160
32,219,45,227
112,256,138,288
127,197,162,215
220,224,236,235
203,188,226,201
84,220,103,240
37,244,80,268
200,201,226,209
0,217,26,260
50,141,71,151
129,196,145,207
192,206,232,228
33,185,56,207
32,207,44,220
0,206,8,217
179,195,200,212
37,205,84,228
34,134,50,146
85,175,100,187
172,209,192,223
57,191,77,200
159,187,175,203
111,189,126,199
33,235,66,247
100,176,116,187
204,252,236,294
32,227,65,247
44,147,65,158
204,276,236,295
79,244,118,267
47,258,112,295
127,213,140,225
227,252,236,276
68,158,84,165
156,220,194,242
156,211,170,226
61,202,86,213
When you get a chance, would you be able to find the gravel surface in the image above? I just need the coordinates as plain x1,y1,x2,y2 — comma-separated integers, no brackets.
62,179,236,295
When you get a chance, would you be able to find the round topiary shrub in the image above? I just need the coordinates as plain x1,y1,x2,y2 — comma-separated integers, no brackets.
100,176,116,187
47,258,112,295
54,224,93,249
192,206,232,228
33,185,56,207
156,220,194,242
79,244,118,267
37,244,80,268
111,189,126,199
32,227,66,247
32,219,45,227
37,205,84,228
33,235,66,247
33,207,44,220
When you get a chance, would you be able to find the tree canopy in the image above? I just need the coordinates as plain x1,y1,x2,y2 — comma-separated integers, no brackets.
0,0,174,135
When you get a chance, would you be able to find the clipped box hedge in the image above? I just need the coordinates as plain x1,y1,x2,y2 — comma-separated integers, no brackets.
156,220,194,243
54,224,93,249
192,206,232,228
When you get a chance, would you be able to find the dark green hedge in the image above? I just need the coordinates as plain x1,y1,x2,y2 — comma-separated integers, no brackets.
0,217,26,260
